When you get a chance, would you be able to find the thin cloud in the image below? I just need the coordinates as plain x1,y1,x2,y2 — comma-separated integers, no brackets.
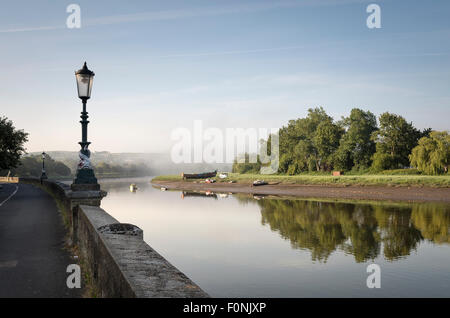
155,45,311,58
84,0,360,26
0,0,371,33
0,25,65,33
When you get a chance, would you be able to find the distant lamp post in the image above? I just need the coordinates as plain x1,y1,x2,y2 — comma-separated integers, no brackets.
40,151,48,181
72,62,99,190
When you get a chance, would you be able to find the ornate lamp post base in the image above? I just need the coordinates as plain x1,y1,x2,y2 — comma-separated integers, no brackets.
71,183,100,191
71,145,100,191
72,169,99,191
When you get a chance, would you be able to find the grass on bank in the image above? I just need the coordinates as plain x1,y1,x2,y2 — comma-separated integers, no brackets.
152,172,450,188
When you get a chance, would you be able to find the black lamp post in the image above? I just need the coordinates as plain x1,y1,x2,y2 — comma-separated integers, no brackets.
40,151,48,181
72,62,99,190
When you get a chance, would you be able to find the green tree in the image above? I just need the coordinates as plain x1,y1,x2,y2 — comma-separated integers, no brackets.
371,112,422,170
278,107,337,173
0,116,29,170
46,155,72,176
9,154,72,178
409,131,449,175
313,120,344,171
11,156,41,176
333,108,377,171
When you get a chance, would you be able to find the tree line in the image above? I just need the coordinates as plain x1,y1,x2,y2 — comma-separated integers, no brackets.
4,154,72,178
2,155,153,179
233,107,449,175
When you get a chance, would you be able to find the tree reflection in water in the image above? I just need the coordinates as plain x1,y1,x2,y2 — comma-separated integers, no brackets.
236,196,450,263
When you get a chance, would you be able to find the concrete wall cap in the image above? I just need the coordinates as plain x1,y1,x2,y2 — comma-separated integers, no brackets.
66,190,107,199
98,223,143,237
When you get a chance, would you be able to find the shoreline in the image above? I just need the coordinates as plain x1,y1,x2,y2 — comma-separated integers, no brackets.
151,180,450,203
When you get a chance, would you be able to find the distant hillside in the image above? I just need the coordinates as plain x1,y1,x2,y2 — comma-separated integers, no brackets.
4,154,71,179
27,151,232,176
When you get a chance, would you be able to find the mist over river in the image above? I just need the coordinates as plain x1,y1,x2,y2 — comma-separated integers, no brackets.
98,177,450,297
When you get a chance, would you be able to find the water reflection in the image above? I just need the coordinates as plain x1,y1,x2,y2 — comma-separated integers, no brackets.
233,197,450,263
181,191,218,199
166,189,450,263
99,178,450,297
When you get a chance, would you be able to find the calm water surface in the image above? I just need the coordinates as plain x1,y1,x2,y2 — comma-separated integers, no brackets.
99,177,450,297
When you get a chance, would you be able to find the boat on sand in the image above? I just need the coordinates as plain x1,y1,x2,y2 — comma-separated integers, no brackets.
181,170,217,180
252,180,268,186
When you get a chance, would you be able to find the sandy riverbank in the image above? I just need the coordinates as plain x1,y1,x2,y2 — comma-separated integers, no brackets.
151,180,450,203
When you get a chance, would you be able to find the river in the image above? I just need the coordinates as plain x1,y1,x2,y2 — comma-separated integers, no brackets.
98,177,450,297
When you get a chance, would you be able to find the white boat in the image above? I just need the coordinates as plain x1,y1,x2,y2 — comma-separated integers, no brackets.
252,180,268,186
130,184,138,192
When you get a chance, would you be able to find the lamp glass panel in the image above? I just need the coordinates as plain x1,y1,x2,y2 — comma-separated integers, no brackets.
76,74,92,98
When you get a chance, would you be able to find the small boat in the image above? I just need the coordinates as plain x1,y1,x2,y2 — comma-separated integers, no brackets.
130,184,138,192
252,180,268,186
218,173,228,179
161,187,167,191
181,170,217,180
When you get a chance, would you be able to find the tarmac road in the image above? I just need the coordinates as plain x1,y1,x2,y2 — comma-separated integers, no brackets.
0,182,81,297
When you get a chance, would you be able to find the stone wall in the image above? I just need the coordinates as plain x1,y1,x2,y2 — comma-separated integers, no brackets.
19,177,209,298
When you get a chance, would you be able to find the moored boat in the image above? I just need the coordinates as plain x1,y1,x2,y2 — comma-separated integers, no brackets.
181,170,217,179
252,180,268,186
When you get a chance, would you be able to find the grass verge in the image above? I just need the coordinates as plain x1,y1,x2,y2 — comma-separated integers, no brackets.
152,173,450,187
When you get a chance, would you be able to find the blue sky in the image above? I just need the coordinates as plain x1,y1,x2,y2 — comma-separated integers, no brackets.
1,0,449,153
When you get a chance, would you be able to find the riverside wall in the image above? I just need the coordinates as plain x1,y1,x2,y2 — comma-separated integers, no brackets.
16,177,208,298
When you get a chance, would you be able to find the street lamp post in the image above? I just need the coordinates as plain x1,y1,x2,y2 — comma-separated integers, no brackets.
40,151,48,182
72,62,99,190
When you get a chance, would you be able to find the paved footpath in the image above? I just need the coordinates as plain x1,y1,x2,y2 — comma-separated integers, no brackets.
0,183,81,297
